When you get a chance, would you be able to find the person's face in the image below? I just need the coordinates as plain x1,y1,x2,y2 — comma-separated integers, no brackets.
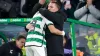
16,38,25,49
48,2,59,12
88,30,95,35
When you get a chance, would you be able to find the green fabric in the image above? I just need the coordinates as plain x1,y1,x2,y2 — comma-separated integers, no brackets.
28,31,45,37
45,0,50,5
35,24,41,29
26,38,46,45
32,17,43,21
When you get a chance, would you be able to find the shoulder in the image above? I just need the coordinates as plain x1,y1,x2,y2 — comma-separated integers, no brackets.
9,41,16,47
58,10,67,21
3,41,15,48
0,42,10,49
39,8,54,15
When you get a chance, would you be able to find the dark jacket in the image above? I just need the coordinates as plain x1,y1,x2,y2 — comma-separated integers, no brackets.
0,41,22,56
39,8,66,55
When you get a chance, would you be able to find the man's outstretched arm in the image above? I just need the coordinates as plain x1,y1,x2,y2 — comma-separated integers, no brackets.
48,25,65,36
42,15,65,36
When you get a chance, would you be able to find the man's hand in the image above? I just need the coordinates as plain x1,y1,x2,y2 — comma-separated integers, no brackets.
62,31,65,36
87,0,93,6
64,4,71,10
26,23,34,31
39,0,46,5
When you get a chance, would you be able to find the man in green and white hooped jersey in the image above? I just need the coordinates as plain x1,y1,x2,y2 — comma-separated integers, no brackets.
25,11,65,56
25,11,51,56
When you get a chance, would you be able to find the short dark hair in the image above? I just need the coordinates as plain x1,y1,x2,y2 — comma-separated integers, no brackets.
51,0,62,9
54,2,61,9
16,35,26,40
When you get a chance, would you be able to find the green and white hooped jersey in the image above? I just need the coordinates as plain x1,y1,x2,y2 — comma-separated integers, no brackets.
25,12,53,47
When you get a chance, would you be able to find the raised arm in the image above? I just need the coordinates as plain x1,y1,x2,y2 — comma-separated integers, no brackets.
88,5,100,19
26,20,65,36
86,0,100,19
74,5,88,19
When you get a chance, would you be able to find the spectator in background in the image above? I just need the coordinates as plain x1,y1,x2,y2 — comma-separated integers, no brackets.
0,0,21,18
61,0,79,19
64,32,85,56
22,0,47,17
85,28,100,56
21,0,38,17
60,0,71,10
52,0,79,19
0,35,26,56
74,0,100,24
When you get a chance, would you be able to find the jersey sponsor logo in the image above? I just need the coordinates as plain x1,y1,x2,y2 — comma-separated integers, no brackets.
10,50,13,54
